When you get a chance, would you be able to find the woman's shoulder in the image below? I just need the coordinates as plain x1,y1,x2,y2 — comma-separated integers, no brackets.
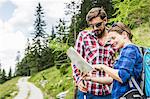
122,44,141,57
124,44,139,51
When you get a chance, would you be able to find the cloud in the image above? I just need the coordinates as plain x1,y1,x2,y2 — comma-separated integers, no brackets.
0,0,6,7
0,19,26,73
0,0,73,74
0,31,26,51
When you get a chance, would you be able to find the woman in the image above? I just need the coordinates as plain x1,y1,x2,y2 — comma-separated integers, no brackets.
84,22,143,99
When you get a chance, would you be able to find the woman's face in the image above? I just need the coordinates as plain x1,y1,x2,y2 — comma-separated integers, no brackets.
108,31,125,49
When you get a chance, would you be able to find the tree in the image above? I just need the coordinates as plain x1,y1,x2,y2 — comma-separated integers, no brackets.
65,1,80,44
31,2,48,72
15,2,55,76
0,69,7,84
55,18,69,43
66,0,114,46
111,0,150,28
0,68,2,83
8,67,12,80
50,25,56,40
15,51,22,76
92,0,114,19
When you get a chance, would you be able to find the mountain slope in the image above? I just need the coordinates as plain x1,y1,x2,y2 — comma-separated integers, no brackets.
29,66,74,99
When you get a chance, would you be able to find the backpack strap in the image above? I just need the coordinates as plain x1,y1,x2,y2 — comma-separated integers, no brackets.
129,46,146,97
137,46,147,57
130,76,145,97
137,46,146,92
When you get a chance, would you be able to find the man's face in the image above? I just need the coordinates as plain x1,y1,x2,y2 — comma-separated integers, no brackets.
89,17,106,35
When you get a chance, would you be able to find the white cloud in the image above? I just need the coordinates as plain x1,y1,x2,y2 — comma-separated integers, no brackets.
0,31,26,51
0,0,73,74
0,0,6,7
0,18,26,74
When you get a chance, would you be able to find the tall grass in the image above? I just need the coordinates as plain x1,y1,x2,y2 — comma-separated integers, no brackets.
29,66,74,99
0,77,20,99
132,23,150,47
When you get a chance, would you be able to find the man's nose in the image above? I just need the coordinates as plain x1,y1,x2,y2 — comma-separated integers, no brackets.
93,25,99,30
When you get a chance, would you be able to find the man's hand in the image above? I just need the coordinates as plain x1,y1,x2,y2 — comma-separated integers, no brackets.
77,72,88,93
77,79,87,93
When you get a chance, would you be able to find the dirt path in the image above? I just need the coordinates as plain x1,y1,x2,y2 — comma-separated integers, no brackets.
14,77,43,99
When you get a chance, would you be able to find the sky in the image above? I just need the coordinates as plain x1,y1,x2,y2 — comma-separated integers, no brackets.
0,0,75,74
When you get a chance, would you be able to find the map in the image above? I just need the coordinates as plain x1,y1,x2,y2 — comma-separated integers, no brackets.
66,47,93,73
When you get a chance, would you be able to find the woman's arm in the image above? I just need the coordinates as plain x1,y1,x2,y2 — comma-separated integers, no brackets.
84,76,113,84
93,64,123,83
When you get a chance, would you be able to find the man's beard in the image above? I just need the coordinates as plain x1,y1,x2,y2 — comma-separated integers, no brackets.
94,27,105,38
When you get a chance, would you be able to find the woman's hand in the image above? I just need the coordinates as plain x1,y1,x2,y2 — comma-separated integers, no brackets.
93,64,104,71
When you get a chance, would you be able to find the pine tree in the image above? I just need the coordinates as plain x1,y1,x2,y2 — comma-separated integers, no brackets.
65,1,80,44
31,2,47,72
32,2,47,53
0,68,2,83
67,0,114,45
0,69,7,84
50,25,56,40
92,0,114,19
8,67,12,80
55,18,69,43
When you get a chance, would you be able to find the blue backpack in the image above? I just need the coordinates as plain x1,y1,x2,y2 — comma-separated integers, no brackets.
120,47,150,99
142,47,150,97
135,47,150,98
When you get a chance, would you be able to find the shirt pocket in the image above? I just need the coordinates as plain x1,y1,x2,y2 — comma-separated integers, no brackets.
85,46,98,63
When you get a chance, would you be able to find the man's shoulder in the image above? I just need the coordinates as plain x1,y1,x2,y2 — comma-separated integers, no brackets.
78,30,93,37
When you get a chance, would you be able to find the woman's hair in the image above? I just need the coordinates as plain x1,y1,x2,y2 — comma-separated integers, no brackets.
109,22,133,40
86,7,107,23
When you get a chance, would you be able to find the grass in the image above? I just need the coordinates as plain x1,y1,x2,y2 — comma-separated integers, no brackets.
29,66,75,99
28,22,150,99
0,77,20,99
132,23,150,47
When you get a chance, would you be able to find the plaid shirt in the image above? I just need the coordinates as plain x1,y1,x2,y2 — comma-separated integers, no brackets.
72,30,116,96
112,44,142,99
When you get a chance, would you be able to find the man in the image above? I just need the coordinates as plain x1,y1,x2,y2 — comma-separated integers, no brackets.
72,7,116,99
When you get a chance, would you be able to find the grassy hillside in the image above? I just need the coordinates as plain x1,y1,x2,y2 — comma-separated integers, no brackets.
0,77,20,99
29,66,75,99
29,23,150,99
132,23,150,47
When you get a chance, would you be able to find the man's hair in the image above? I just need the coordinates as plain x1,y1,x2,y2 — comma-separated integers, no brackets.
86,7,107,23
109,22,133,41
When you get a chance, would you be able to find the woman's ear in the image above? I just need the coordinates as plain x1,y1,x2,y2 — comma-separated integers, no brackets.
122,31,128,39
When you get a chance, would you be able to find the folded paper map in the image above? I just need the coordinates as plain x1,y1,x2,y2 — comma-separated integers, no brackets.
66,47,93,73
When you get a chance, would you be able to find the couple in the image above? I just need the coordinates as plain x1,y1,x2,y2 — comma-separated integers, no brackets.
72,7,142,99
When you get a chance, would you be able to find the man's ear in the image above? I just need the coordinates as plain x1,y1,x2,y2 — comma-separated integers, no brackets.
103,17,108,25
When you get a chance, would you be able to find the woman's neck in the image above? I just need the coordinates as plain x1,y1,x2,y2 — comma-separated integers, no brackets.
123,40,132,48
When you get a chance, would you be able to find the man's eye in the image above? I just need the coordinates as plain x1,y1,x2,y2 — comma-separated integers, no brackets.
110,37,115,40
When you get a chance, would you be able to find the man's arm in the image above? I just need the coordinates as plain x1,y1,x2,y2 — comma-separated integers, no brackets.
71,32,85,84
71,31,87,92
